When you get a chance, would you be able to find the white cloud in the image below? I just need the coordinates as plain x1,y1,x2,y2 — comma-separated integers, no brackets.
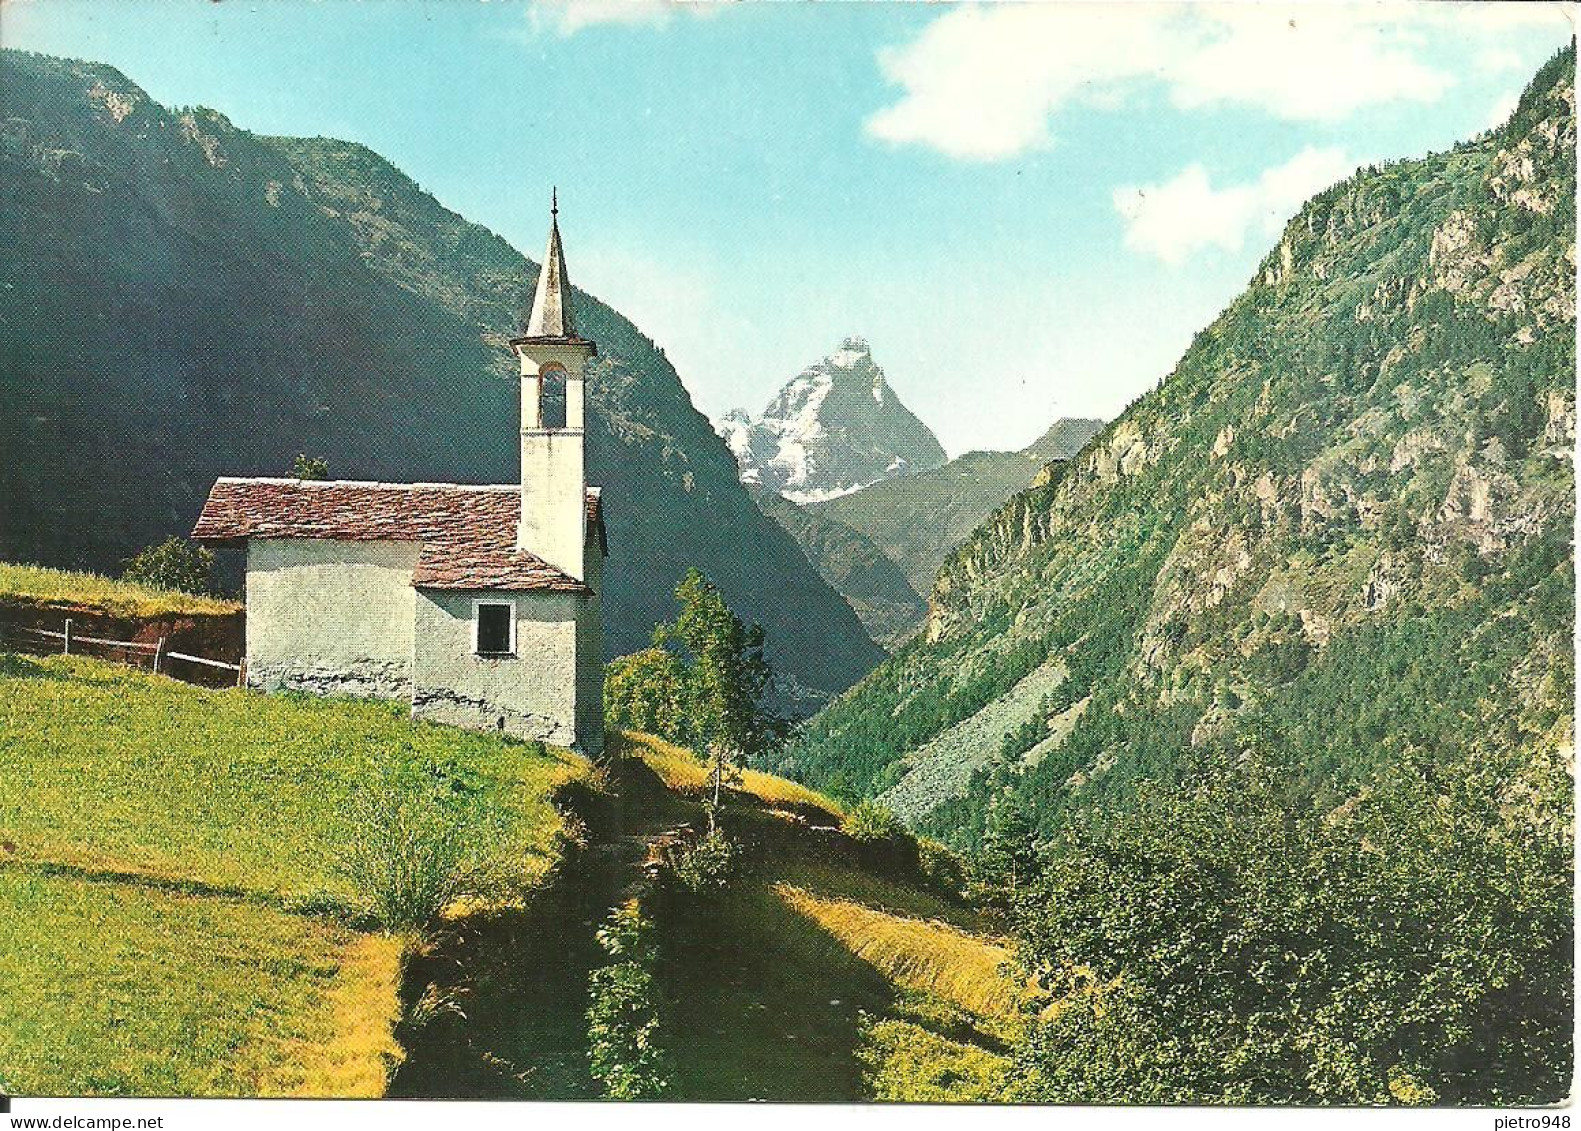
1475,45,1528,75
865,1,1569,162
866,4,1176,161
1165,6,1452,121
527,0,711,37
1114,146,1355,265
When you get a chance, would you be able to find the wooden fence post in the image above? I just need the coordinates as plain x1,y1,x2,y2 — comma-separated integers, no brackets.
153,636,166,675
236,657,247,689
62,619,72,655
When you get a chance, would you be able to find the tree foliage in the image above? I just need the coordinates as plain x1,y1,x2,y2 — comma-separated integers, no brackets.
604,647,689,741
291,453,330,480
655,569,785,762
606,570,787,810
121,537,214,595
1008,747,1573,1105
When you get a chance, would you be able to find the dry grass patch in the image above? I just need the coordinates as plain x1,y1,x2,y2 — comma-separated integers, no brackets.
617,731,843,817
274,931,410,1097
774,879,1019,1021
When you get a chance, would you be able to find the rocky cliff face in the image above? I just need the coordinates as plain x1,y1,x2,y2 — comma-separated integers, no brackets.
0,50,883,707
776,48,1575,837
718,337,947,504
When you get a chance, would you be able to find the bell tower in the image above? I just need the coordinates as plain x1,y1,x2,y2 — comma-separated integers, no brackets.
511,191,597,579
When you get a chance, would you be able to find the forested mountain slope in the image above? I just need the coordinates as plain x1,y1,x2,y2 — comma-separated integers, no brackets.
807,417,1105,599
0,50,881,704
777,49,1575,840
754,491,928,650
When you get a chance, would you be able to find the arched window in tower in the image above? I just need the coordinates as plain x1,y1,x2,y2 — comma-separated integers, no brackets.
539,366,568,430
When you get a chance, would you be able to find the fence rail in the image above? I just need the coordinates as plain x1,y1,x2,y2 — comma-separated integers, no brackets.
4,619,245,686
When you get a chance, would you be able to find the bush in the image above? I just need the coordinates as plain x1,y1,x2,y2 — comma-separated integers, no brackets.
121,537,214,595
916,836,968,901
334,763,504,931
659,828,737,895
842,800,907,844
587,904,670,1099
292,453,329,480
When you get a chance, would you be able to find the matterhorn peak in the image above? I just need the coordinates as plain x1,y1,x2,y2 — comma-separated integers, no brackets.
715,336,946,504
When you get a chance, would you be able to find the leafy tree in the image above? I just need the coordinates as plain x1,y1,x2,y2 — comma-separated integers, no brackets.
970,801,1040,910
292,453,329,480
604,647,689,743
121,537,214,594
1008,746,1573,1105
653,568,786,817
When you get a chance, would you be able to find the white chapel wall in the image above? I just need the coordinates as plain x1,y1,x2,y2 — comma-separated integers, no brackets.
411,588,581,747
245,538,418,698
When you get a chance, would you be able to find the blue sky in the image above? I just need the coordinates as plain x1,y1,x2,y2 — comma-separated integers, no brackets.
4,1,1572,455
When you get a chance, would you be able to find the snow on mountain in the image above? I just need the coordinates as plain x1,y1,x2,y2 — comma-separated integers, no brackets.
716,336,947,504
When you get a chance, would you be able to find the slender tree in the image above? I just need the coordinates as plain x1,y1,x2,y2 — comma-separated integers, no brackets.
654,569,786,821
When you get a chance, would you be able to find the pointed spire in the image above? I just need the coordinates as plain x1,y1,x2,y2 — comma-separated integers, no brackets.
523,191,577,340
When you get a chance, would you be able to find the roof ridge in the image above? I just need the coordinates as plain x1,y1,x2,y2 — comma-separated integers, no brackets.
213,477,521,493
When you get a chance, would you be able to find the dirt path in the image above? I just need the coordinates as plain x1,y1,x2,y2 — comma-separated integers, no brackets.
386,758,684,1099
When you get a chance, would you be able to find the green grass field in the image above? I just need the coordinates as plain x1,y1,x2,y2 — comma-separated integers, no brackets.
0,561,241,618
0,653,588,1097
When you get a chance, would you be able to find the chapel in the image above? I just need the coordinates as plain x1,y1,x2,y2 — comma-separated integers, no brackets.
193,198,606,753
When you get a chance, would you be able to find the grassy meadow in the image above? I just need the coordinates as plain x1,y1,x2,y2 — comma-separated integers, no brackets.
0,561,241,618
0,652,589,1097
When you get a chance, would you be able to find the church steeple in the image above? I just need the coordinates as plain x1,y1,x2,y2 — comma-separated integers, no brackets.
510,194,597,580
522,188,579,341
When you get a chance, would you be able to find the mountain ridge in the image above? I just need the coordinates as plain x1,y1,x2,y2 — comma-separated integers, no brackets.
805,415,1105,599
774,46,1575,838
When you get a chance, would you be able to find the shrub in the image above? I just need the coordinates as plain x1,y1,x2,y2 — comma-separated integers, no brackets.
292,453,330,480
1009,747,1574,1105
842,800,907,844
587,904,670,1099
916,836,968,901
121,537,214,595
660,828,738,896
334,763,502,931
604,647,690,744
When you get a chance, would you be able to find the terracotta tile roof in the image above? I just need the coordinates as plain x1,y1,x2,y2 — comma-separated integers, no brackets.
192,478,605,593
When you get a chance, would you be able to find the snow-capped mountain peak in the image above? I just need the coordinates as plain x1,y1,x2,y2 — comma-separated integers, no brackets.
715,336,946,504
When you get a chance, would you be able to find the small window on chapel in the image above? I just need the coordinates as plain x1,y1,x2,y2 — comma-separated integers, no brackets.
475,601,515,656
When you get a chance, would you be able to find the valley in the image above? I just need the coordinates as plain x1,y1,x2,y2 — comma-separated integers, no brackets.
0,24,1573,1110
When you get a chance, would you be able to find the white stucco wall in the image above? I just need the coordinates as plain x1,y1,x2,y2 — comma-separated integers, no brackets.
518,429,586,580
411,588,584,747
245,539,419,697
